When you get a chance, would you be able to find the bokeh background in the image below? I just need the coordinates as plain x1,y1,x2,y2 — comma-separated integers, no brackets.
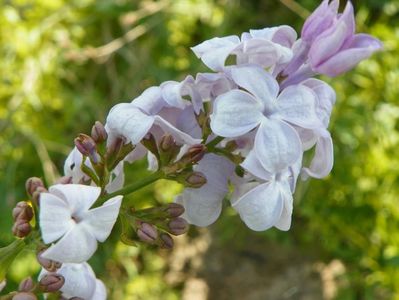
1,0,398,299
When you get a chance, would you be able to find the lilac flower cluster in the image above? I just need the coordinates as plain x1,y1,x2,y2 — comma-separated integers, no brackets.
1,1,381,299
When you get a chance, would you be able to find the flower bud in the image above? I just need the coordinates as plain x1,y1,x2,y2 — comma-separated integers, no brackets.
137,223,158,244
37,250,62,272
25,177,45,198
12,219,31,238
168,217,189,236
165,203,185,218
39,274,64,292
75,134,100,164
182,144,206,165
91,121,108,143
18,277,34,292
12,202,33,222
159,233,174,249
185,172,207,188
159,134,180,165
141,133,159,158
12,292,37,300
159,134,175,152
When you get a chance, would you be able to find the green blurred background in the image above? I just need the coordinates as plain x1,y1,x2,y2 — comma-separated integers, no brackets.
0,0,398,299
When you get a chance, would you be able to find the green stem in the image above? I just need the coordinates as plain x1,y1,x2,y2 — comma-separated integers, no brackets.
206,136,224,150
98,171,163,204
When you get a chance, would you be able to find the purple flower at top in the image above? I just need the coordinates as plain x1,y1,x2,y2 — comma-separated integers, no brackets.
307,0,382,77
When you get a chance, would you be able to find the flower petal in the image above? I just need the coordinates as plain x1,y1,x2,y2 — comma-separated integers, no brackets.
177,154,235,227
254,119,302,173
42,225,97,263
313,34,383,77
83,196,122,242
49,184,101,215
275,84,320,129
91,279,107,300
230,65,279,103
57,263,97,299
241,149,272,181
191,36,241,71
106,103,155,144
274,182,294,231
210,89,263,137
302,131,334,179
131,86,165,115
233,181,283,231
39,193,74,244
153,115,201,145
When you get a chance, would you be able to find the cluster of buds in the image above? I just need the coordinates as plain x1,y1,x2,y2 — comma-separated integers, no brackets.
12,202,33,238
25,177,46,206
4,273,64,300
72,121,133,190
142,133,208,189
121,203,189,249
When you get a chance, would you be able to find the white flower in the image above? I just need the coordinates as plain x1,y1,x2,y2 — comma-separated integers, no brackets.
210,65,320,173
39,184,122,263
39,262,106,300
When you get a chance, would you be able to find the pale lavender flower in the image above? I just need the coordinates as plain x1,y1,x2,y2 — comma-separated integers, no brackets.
210,65,320,173
39,184,122,263
232,151,302,231
308,1,382,77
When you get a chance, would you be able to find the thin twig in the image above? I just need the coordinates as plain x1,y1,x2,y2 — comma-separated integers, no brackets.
278,0,310,19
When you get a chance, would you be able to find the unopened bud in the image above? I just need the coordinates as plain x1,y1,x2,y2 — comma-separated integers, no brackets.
12,219,31,238
165,203,185,218
159,134,175,152
56,176,73,184
12,292,37,300
137,223,158,244
141,133,159,158
75,134,100,164
18,277,34,292
12,202,33,222
25,177,45,198
168,217,189,236
91,121,108,143
182,144,206,164
159,233,174,249
39,274,64,292
185,172,207,188
37,250,62,272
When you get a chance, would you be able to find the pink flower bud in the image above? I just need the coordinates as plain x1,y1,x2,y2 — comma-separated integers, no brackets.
75,134,100,164
159,233,174,249
165,203,185,218
168,217,189,236
12,219,31,238
39,274,64,292
137,223,158,244
12,292,37,300
18,277,34,292
37,250,62,272
91,121,108,143
12,202,33,222
183,144,206,164
185,172,207,188
25,177,45,198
